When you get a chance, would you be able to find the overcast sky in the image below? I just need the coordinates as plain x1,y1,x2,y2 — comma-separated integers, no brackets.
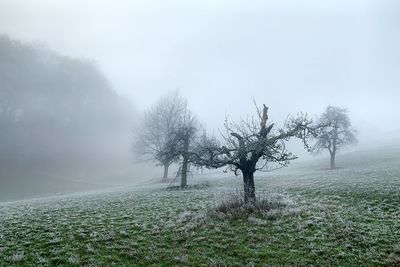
1,0,399,143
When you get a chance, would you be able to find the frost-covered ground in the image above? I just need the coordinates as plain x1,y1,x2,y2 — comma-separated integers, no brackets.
1,148,400,266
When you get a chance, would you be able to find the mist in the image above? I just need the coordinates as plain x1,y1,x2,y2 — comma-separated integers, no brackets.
2,2,400,266
1,0,400,201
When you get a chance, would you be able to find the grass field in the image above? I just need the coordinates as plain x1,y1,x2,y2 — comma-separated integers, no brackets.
1,147,400,266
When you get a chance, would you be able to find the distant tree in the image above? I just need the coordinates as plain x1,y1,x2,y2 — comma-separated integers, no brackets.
166,108,199,188
133,91,187,181
311,106,358,169
192,104,316,204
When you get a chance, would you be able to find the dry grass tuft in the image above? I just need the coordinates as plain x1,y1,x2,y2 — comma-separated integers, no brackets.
211,190,298,219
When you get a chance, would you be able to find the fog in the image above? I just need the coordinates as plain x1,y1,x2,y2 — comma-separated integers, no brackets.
1,0,399,200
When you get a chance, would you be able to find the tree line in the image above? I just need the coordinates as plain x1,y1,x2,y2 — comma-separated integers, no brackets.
133,91,358,204
0,34,132,178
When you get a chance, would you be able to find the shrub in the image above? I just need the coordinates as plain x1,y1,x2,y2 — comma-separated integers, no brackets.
211,190,298,219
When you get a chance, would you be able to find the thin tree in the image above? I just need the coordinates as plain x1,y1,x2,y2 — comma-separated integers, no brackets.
133,91,186,181
164,107,199,188
311,106,358,169
193,104,316,204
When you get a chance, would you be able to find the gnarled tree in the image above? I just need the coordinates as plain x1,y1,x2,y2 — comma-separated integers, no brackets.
311,106,358,169
193,104,316,204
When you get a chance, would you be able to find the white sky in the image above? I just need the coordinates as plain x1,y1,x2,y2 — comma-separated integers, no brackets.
1,0,399,143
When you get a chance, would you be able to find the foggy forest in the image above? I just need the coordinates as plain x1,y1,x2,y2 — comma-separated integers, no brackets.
1,0,400,266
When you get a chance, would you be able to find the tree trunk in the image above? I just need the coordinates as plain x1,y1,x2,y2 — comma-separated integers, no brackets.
243,171,256,204
330,151,336,169
180,137,189,188
162,164,169,181
181,157,188,188
331,124,338,169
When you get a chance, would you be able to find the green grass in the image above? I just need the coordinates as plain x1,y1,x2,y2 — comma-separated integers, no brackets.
1,148,400,266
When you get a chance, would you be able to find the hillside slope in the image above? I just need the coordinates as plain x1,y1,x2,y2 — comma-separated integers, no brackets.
1,147,399,266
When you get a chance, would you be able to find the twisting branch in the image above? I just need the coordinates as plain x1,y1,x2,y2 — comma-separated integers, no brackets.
191,103,317,175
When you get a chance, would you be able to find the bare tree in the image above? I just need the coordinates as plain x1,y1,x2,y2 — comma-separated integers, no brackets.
311,106,358,169
164,108,199,188
193,104,316,204
133,91,187,181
